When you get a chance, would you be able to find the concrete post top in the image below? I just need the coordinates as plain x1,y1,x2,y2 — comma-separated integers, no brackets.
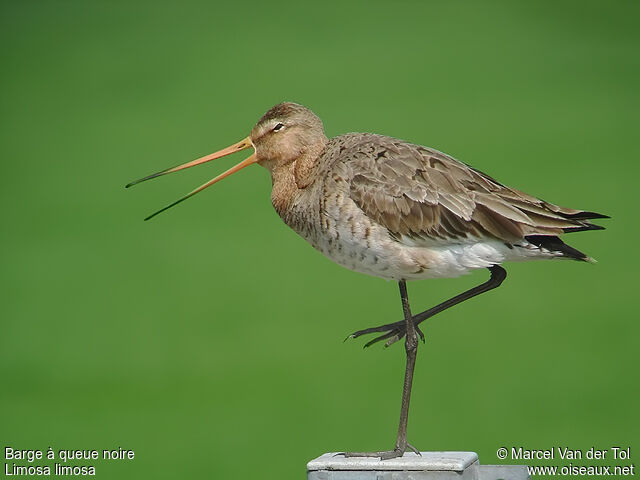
307,452,479,472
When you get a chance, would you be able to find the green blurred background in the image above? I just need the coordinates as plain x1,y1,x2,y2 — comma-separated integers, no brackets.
1,1,637,478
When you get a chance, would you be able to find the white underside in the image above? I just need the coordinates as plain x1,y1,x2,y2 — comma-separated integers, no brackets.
313,233,562,281
403,239,554,280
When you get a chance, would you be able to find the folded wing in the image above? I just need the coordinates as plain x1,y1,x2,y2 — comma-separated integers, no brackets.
345,134,606,247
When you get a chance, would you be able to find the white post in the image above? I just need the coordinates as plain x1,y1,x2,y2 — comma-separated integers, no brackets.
307,452,530,480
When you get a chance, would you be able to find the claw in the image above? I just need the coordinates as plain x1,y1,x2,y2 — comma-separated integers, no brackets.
349,318,425,349
407,443,421,455
415,325,425,343
364,330,399,348
344,448,404,459
348,321,404,340
380,448,404,460
344,441,421,460
384,334,402,347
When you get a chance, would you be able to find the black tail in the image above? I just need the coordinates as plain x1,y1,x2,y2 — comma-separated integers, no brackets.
525,235,592,261
560,210,609,234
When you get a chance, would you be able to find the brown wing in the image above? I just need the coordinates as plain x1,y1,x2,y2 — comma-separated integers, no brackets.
343,134,604,245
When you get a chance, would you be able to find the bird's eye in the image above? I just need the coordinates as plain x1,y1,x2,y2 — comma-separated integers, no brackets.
273,123,285,132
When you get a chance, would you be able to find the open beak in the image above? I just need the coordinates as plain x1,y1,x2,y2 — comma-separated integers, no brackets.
126,136,256,221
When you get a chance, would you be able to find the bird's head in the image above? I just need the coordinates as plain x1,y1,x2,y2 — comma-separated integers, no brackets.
250,102,326,169
126,102,326,220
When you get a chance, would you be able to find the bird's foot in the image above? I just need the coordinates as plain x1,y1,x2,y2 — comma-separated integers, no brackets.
340,443,421,459
346,319,425,348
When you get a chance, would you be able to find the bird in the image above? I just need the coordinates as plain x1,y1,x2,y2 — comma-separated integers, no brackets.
126,102,607,459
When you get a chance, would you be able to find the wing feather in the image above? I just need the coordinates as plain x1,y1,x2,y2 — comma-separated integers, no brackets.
341,134,604,245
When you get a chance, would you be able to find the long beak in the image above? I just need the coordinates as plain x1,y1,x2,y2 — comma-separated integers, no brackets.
126,137,256,221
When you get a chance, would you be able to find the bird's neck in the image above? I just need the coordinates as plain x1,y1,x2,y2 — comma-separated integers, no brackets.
269,141,326,217
269,162,297,216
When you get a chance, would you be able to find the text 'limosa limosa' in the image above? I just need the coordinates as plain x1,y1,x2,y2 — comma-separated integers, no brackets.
127,102,607,459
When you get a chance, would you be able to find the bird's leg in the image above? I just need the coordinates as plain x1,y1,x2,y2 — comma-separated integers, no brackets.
349,266,507,347
343,267,507,457
344,280,421,459
345,320,426,344
393,280,420,456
